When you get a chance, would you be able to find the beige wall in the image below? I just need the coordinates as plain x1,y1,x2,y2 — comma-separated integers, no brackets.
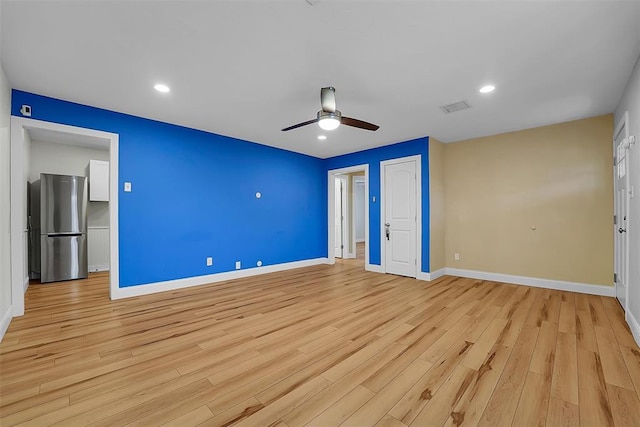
429,137,445,272
443,115,614,286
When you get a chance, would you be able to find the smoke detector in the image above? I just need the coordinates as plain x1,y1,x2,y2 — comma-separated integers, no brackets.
440,100,471,114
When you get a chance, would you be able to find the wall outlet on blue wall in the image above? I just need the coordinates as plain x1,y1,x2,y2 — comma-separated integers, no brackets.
235,261,241,270
206,257,213,266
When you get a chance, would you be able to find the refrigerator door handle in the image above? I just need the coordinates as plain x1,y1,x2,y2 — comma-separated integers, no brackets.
46,232,84,237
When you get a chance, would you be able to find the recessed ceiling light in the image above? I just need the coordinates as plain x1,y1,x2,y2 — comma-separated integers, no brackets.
479,85,495,93
317,135,327,140
154,83,170,93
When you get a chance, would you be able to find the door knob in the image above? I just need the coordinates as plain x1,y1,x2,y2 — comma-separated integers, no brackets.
385,223,390,227
619,228,627,233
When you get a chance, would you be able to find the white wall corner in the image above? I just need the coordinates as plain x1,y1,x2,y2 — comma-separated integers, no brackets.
428,268,446,281
417,271,431,281
628,310,640,348
111,257,329,300
365,263,383,274
0,305,13,342
444,268,615,297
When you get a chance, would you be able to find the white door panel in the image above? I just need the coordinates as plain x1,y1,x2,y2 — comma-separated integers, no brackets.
614,119,630,310
384,161,416,277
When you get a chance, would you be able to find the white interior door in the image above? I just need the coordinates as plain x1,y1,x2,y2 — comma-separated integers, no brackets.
614,123,630,309
383,160,416,277
334,176,347,258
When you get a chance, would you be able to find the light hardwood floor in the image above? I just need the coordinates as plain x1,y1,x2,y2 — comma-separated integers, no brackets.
1,258,639,426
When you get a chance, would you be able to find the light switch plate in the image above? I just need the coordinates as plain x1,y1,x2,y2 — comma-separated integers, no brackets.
124,182,132,192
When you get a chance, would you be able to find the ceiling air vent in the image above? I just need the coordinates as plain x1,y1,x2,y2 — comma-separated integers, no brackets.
440,100,471,114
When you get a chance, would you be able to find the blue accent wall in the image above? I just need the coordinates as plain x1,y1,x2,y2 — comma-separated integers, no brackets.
324,138,430,272
12,90,327,287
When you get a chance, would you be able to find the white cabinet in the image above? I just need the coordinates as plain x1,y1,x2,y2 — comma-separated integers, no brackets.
89,160,109,201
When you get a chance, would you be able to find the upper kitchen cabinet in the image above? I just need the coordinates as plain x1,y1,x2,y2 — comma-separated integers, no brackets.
89,160,109,201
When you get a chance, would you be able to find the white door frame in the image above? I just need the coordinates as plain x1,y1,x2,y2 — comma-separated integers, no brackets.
334,175,349,258
380,155,422,279
352,176,365,249
327,164,369,267
10,117,119,315
613,111,631,318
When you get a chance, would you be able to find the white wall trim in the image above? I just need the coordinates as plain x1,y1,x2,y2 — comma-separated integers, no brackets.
112,257,329,299
328,164,369,267
444,267,615,296
417,272,431,281
365,263,383,273
10,117,119,316
379,155,422,278
0,305,12,342
428,268,446,281
23,276,29,293
627,309,640,348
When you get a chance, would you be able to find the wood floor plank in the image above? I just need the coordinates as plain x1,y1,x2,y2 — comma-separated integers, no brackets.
477,324,540,427
546,397,579,427
341,358,433,426
551,331,579,405
577,348,615,427
513,371,551,427
595,325,636,391
1,264,638,427
607,383,640,427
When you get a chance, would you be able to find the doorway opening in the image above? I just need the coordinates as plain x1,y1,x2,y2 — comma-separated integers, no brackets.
10,117,119,316
328,164,368,270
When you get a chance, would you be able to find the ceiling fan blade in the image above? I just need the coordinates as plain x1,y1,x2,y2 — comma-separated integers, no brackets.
321,87,336,113
341,116,380,131
281,118,318,131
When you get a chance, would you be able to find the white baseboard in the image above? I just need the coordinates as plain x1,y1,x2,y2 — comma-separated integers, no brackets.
111,258,330,300
0,306,13,343
356,238,365,243
23,276,29,293
344,252,356,259
428,268,446,281
628,310,640,348
444,268,615,297
89,265,110,273
417,272,431,281
365,263,383,273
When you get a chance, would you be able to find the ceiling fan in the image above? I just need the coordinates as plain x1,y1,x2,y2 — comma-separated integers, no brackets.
281,87,380,132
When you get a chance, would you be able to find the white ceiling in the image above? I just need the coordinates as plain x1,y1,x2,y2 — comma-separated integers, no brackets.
1,1,639,158
26,127,109,151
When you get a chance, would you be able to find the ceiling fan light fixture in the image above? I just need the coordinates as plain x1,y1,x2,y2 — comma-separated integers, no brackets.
317,111,341,131
318,117,340,131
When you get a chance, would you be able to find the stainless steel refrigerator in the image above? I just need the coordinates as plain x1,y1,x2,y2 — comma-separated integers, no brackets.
29,173,88,283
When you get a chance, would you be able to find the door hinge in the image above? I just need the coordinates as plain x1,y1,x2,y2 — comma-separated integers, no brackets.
614,215,617,225
614,156,617,166
415,259,417,265
341,245,344,249
614,273,617,283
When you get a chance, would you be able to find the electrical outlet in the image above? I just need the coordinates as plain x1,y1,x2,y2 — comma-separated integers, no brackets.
257,260,263,267
454,253,460,261
124,182,132,192
206,257,213,266
235,261,241,270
